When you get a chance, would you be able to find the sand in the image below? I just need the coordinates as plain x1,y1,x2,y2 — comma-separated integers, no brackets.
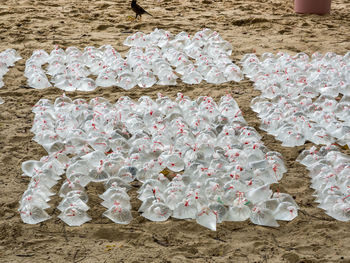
0,0,350,262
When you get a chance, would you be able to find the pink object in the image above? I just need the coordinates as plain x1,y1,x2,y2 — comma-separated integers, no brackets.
294,0,331,14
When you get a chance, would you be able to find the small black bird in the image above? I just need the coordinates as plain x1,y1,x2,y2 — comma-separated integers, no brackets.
131,0,152,19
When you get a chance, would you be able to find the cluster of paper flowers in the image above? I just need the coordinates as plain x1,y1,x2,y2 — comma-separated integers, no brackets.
242,51,350,148
0,49,21,104
297,144,350,221
24,28,243,91
19,93,298,230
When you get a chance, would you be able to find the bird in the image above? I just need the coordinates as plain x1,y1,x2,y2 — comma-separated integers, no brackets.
131,0,152,20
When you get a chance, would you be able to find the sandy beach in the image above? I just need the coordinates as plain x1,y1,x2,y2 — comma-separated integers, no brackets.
0,0,350,262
